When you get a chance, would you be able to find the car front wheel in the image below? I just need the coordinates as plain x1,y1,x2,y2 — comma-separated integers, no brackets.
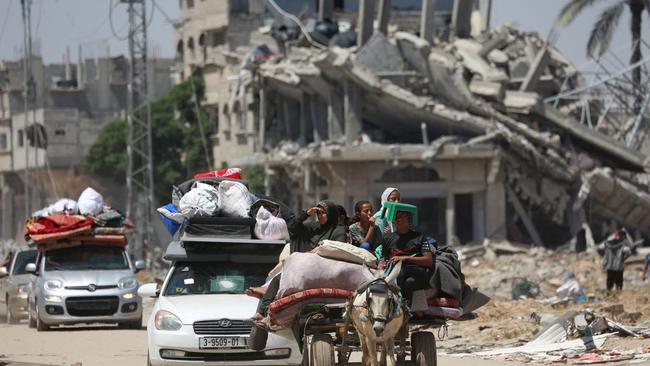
28,300,36,328
5,296,15,324
35,303,49,332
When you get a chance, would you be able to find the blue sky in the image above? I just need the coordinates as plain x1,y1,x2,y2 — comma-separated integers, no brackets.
1,0,649,71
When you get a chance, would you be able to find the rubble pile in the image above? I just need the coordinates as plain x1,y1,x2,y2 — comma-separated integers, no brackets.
438,244,650,363
238,20,650,246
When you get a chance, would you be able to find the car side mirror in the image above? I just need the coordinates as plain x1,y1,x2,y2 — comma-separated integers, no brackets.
134,260,146,273
25,263,37,273
138,283,159,298
0,267,8,278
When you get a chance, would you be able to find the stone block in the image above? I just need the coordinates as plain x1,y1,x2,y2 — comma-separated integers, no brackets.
356,32,404,73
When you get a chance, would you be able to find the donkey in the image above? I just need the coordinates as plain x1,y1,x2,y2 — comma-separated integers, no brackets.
350,261,405,366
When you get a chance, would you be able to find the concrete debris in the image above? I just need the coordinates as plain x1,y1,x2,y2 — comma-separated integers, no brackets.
228,7,650,249
355,32,404,73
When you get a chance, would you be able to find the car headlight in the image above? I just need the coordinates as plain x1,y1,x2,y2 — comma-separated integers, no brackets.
155,310,182,331
16,283,30,294
44,280,63,291
118,277,138,289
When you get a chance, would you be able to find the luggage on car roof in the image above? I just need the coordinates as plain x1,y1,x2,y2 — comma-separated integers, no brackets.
184,216,254,238
176,177,248,196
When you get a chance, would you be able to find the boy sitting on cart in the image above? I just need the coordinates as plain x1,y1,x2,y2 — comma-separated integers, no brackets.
379,203,434,307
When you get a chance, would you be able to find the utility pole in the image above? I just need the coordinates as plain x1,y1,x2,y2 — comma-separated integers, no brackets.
20,0,35,220
120,0,154,262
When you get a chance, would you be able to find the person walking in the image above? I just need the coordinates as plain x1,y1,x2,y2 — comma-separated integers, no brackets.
597,228,633,292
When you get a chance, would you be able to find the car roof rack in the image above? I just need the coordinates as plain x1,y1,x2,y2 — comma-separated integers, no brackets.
163,233,286,261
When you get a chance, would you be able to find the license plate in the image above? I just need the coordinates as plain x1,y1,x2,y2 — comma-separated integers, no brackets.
199,337,248,349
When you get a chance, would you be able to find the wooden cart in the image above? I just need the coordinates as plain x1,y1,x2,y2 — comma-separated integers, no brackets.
299,302,448,366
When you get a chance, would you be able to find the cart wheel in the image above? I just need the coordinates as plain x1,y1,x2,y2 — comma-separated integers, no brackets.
411,331,436,366
397,352,406,366
338,351,349,366
310,333,335,366
248,322,268,351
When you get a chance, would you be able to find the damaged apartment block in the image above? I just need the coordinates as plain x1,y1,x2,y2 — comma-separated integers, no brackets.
181,0,650,248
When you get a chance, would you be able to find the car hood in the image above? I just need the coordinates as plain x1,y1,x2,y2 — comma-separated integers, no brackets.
43,270,135,287
159,294,258,324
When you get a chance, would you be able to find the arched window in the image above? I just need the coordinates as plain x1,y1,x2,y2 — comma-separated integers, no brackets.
187,37,195,60
198,33,207,62
377,165,442,182
176,40,184,63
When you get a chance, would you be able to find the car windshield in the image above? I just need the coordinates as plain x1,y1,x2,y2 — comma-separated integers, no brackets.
12,250,38,275
164,261,270,296
44,246,129,271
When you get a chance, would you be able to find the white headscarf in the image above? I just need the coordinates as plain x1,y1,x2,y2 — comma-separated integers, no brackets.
380,187,399,206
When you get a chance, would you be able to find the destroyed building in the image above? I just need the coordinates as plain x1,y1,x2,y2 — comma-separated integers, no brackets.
179,0,650,248
0,54,174,240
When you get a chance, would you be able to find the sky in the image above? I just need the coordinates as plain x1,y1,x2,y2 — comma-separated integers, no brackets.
1,0,650,72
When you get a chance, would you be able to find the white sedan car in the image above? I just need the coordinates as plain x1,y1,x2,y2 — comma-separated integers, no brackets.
140,258,303,366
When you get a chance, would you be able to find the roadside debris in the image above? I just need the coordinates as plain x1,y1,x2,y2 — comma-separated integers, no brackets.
439,242,650,363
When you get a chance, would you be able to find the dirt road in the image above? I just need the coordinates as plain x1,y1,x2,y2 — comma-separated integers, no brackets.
0,299,525,366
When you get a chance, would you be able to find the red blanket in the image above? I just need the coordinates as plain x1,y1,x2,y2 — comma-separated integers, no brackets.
26,213,93,235
269,288,353,315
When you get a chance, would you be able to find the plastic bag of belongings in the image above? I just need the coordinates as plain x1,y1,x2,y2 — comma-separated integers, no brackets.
25,188,129,251
157,168,290,240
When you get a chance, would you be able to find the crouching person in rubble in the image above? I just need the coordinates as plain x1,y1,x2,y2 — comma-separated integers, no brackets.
251,200,346,322
379,208,433,307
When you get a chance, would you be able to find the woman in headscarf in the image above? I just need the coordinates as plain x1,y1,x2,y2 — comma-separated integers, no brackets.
373,187,400,258
374,187,401,234
288,200,346,253
252,200,345,322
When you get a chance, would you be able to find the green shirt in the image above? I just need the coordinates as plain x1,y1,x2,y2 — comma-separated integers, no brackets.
348,222,380,250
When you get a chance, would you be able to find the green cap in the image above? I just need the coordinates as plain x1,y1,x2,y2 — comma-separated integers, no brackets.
384,202,418,226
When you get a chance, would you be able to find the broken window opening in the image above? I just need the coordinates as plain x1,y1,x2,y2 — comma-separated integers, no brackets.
0,133,7,150
187,37,195,60
54,129,65,136
211,107,219,134
198,33,207,63
230,0,249,14
211,30,226,47
17,129,24,147
454,193,473,244
176,40,184,63
377,165,442,182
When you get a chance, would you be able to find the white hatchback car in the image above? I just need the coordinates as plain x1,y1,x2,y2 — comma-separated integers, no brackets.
141,236,302,366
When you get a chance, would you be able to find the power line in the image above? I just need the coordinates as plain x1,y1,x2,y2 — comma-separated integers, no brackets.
109,0,128,41
75,2,117,41
35,0,43,36
152,1,175,25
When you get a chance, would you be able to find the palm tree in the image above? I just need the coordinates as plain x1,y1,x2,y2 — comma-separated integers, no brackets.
556,0,650,112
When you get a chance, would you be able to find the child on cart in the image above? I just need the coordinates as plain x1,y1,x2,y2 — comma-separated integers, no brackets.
379,203,433,307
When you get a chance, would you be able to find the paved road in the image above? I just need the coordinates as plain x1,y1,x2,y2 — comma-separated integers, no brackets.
0,300,522,366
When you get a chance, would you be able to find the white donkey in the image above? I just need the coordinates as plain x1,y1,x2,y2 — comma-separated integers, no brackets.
350,261,405,366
